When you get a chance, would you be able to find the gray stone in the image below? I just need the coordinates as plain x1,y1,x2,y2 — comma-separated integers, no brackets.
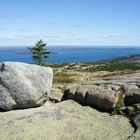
74,85,88,104
0,62,53,110
64,84,79,100
86,86,119,110
64,84,119,110
81,72,140,106
123,85,140,105
104,84,121,91
128,129,140,140
49,86,63,102
0,100,134,140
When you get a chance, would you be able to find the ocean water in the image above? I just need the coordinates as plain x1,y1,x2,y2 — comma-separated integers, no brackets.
0,46,140,63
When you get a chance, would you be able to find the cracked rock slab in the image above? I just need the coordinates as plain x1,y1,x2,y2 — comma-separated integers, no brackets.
0,100,134,140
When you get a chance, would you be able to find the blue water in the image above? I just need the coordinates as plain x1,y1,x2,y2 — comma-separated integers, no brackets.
0,46,140,63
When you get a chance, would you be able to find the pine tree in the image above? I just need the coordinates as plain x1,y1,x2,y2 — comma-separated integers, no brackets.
28,39,50,65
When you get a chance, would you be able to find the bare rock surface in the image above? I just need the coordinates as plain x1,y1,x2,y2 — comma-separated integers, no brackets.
0,62,53,110
0,100,134,140
49,85,64,102
64,84,119,110
63,72,140,110
128,129,140,140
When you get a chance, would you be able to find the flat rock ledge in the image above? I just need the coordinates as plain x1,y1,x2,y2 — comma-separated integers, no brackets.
0,100,134,140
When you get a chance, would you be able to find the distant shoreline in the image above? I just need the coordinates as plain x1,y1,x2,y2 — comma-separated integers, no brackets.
0,47,140,63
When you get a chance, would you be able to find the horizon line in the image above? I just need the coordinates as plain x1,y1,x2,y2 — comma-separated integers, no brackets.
0,44,140,47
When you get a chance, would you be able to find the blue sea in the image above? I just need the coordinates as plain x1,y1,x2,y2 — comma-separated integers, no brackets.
0,46,140,63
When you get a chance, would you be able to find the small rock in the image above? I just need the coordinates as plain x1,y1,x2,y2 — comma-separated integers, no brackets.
49,87,63,102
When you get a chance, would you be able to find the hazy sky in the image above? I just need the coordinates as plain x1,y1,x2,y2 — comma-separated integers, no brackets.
0,0,140,46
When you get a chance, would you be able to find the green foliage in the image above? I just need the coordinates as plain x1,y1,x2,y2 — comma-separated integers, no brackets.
48,63,69,68
86,62,140,72
125,107,140,129
53,72,76,83
111,92,125,115
28,40,50,65
129,108,140,118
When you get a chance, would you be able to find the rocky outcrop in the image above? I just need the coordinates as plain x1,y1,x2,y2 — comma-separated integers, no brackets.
0,100,134,140
63,72,140,111
103,73,140,106
0,62,53,110
64,84,119,111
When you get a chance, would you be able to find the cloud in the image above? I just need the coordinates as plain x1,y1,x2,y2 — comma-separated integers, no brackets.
0,33,140,46
93,34,140,41
47,35,61,39
0,35,45,46
68,25,82,28
0,12,28,19
18,29,31,32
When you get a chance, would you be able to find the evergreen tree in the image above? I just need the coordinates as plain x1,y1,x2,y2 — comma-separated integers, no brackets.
28,40,50,65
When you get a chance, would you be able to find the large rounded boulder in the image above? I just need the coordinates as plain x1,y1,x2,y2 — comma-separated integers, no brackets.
0,62,53,110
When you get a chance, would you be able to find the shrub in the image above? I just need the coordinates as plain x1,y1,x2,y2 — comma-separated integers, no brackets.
111,92,125,115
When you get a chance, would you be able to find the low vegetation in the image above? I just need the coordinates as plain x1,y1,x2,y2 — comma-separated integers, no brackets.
111,92,125,115
46,61,140,74
85,62,140,72
111,92,140,125
53,72,76,83
47,63,68,68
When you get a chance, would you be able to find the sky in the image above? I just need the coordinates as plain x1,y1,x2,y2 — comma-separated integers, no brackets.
0,0,140,46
